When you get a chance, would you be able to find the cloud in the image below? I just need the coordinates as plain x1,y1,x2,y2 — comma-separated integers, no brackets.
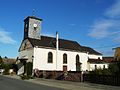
105,0,120,18
89,20,113,38
69,24,76,26
42,33,55,37
88,0,120,40
0,27,16,44
101,49,114,56
89,19,120,39
113,32,120,43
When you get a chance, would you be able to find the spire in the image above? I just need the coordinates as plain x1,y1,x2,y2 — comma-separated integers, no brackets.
32,9,36,16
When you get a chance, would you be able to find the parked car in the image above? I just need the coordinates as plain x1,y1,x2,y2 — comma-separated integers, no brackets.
0,69,4,75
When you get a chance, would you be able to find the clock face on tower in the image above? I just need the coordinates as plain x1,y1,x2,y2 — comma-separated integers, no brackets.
24,16,42,39
33,23,37,27
33,23,37,30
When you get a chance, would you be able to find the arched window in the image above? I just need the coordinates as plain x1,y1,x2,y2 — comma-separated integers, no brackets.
76,55,81,71
48,52,53,63
76,55,79,63
63,53,67,64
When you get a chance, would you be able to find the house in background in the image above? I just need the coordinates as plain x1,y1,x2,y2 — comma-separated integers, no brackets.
114,47,120,61
103,57,114,63
87,57,114,71
2,58,16,65
17,16,107,75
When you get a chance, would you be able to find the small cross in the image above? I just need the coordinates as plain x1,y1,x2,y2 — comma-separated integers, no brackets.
32,9,35,16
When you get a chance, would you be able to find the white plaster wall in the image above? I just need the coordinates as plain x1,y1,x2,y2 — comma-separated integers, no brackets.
17,66,24,75
17,49,34,75
33,47,89,71
89,63,108,71
58,50,88,71
88,54,102,59
19,49,34,62
19,48,104,72
33,47,56,71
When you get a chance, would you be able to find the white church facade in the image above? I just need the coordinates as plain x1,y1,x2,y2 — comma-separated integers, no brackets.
17,16,108,75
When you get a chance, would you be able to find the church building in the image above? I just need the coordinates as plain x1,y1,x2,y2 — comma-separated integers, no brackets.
17,16,106,75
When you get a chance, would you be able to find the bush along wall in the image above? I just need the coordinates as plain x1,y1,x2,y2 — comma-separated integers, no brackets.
26,62,33,76
20,62,33,80
83,61,120,86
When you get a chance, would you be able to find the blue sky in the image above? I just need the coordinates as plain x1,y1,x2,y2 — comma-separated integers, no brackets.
0,0,120,58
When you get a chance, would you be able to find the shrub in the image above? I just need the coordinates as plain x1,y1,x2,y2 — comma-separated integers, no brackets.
3,64,12,75
89,68,112,75
89,61,120,76
20,75,34,80
108,61,120,76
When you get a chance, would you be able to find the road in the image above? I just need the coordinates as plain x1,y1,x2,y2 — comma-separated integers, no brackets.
1,75,120,90
0,75,63,90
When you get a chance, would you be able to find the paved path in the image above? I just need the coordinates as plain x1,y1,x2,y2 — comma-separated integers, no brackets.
2,75,120,90
0,75,63,90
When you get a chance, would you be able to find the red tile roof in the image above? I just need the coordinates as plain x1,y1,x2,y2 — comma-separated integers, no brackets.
88,57,114,64
103,57,114,63
88,58,105,64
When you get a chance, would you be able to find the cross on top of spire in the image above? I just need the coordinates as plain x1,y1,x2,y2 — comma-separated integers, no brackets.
32,9,36,16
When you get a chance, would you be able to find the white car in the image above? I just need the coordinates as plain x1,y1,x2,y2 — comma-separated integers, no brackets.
0,69,4,75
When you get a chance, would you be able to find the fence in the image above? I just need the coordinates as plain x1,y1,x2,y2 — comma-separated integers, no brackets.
83,74,120,86
34,70,82,82
64,71,81,82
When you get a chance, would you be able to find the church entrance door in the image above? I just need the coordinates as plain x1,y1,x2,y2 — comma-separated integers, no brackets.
63,66,67,71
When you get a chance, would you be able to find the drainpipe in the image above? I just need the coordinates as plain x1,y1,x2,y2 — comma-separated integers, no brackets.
56,31,59,70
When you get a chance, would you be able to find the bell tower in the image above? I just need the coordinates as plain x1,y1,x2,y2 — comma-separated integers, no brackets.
24,16,42,39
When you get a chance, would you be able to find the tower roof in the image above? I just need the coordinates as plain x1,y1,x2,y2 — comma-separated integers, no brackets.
24,16,43,22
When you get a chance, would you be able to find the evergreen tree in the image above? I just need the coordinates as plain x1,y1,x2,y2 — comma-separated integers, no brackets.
0,56,3,69
108,60,120,75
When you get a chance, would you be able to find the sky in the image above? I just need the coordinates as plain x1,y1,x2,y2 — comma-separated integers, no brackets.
0,0,120,58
